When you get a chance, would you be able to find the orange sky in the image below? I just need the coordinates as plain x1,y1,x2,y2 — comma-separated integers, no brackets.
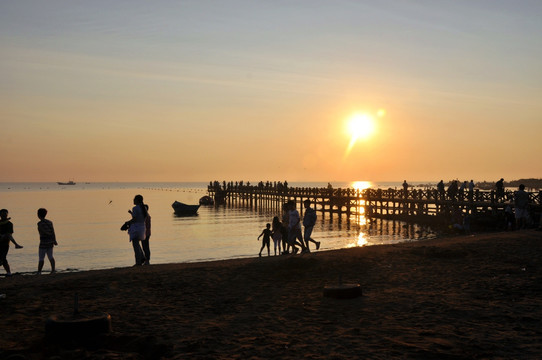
1,1,541,183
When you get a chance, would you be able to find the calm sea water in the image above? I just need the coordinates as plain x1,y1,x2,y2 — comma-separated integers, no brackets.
0,182,437,275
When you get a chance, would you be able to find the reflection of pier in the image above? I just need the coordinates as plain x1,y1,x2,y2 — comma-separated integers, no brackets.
208,182,542,225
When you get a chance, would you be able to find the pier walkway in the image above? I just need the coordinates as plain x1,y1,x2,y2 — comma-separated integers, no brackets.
208,181,542,225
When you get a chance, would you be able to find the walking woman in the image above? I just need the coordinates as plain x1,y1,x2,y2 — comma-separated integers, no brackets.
128,194,148,266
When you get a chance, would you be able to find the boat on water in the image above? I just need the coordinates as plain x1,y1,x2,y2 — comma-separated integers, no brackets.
172,201,200,216
199,195,214,205
57,180,76,185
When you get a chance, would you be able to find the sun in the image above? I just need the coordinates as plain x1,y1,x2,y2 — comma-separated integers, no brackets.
344,113,377,157
347,113,376,141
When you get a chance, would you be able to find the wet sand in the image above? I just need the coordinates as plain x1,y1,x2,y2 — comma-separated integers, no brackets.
1,230,541,359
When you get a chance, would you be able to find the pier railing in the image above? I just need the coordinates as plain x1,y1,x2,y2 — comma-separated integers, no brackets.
208,182,542,225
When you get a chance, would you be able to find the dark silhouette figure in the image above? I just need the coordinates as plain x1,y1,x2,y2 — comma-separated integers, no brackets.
514,184,529,229
437,180,445,200
496,178,505,202
258,223,271,257
37,208,57,274
287,200,308,254
303,200,320,251
447,180,458,201
141,204,151,265
271,216,283,256
0,209,23,276
128,195,148,266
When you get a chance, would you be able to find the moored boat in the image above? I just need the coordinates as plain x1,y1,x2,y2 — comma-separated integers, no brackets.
199,196,214,205
172,201,200,216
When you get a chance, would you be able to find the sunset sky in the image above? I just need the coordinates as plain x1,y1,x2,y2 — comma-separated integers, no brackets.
1,1,541,183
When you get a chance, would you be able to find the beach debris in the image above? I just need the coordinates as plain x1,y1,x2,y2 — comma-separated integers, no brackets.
323,273,362,299
45,293,112,341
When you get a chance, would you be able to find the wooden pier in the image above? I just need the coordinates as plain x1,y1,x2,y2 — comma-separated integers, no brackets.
208,181,542,226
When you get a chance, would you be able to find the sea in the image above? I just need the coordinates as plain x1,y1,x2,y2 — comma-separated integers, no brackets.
0,181,438,275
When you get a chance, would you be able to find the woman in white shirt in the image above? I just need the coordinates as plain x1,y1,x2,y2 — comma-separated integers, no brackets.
128,194,147,266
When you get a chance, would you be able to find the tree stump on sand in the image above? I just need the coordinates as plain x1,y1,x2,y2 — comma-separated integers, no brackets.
45,312,112,340
323,283,362,299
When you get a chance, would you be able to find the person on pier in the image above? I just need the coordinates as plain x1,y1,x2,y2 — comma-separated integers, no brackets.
402,180,409,198
437,180,445,200
468,180,475,202
303,200,320,251
496,178,505,202
514,184,530,229
287,200,308,254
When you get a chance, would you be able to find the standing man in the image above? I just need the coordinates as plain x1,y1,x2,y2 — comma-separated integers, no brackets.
437,180,445,200
514,184,530,229
496,178,505,202
303,200,321,251
458,181,467,200
402,180,409,198
468,180,475,202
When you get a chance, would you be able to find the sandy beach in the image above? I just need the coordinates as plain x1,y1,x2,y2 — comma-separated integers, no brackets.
1,230,541,359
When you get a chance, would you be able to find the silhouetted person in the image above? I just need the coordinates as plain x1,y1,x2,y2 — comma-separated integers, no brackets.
37,208,57,274
514,184,529,229
0,209,23,276
468,180,475,202
437,180,445,200
459,181,467,200
496,178,504,202
281,202,290,253
271,216,282,256
257,223,271,257
447,180,458,201
287,200,307,254
141,204,151,265
128,194,148,266
402,180,409,198
303,200,320,251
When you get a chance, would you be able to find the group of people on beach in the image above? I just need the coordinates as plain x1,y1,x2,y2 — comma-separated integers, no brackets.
0,208,57,276
257,199,321,257
122,194,152,266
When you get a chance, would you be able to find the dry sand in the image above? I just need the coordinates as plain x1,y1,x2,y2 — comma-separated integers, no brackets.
1,230,541,359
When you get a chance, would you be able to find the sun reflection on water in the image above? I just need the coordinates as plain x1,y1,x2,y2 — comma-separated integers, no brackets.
345,181,374,248
351,180,373,191
347,231,369,248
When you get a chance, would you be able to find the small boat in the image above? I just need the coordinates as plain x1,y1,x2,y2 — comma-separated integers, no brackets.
172,201,200,216
57,180,76,185
199,196,214,205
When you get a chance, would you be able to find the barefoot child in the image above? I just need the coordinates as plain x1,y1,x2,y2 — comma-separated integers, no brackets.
0,209,23,276
271,216,282,256
257,223,272,257
37,208,57,274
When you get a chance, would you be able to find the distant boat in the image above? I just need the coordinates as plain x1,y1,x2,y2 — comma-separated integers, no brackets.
172,201,200,216
57,180,76,185
199,196,214,205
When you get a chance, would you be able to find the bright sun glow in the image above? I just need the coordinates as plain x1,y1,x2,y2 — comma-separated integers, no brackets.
344,112,377,157
348,113,375,141
351,181,372,191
